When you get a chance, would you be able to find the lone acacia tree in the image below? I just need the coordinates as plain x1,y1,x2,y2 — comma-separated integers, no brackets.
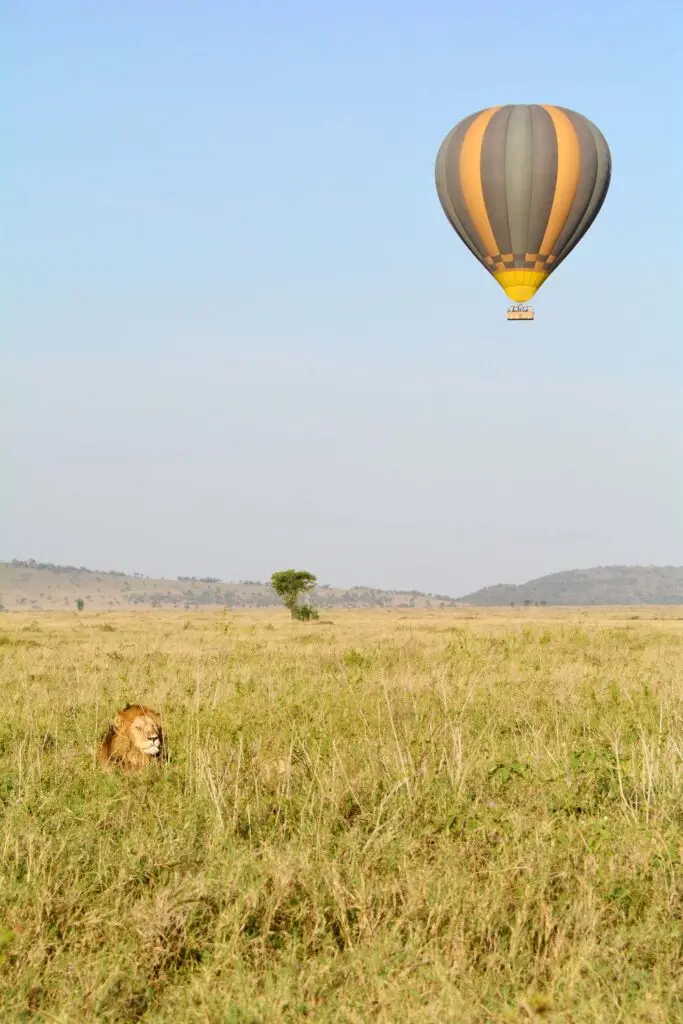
270,569,319,620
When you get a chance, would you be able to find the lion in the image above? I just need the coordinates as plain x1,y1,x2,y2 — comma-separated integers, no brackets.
98,703,165,771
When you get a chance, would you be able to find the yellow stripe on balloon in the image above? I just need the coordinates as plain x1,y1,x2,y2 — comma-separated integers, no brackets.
538,105,581,259
459,106,501,258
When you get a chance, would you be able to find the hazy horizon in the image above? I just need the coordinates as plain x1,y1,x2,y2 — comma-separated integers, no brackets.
3,555,683,604
6,2,682,597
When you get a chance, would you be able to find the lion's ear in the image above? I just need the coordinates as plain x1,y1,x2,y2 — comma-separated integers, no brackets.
113,713,124,730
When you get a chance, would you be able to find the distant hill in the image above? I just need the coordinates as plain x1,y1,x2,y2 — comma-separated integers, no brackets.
458,566,683,606
2,560,681,613
0,560,462,612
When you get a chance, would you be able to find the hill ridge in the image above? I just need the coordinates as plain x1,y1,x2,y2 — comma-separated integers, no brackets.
459,564,683,606
0,560,461,611
1,560,682,611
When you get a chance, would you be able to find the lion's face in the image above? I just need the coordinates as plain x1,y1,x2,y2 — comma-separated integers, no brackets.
99,703,165,769
118,707,163,757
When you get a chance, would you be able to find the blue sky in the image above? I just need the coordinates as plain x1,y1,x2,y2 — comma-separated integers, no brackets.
5,1,682,595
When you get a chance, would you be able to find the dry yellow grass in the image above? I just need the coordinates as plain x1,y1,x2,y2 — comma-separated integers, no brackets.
1,607,682,1022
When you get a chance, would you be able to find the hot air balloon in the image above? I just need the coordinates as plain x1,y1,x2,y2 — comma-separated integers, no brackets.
435,104,611,320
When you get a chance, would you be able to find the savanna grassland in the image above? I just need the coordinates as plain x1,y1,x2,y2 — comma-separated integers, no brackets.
1,607,682,1023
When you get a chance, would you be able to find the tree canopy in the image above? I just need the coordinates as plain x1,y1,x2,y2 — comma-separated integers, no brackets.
270,570,318,619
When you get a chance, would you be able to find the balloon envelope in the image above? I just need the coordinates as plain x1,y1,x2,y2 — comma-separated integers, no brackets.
435,104,611,302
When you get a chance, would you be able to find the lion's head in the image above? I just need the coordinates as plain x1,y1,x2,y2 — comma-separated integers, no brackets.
98,703,165,770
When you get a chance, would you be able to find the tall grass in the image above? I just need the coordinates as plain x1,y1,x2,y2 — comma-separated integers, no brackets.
1,608,682,1022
